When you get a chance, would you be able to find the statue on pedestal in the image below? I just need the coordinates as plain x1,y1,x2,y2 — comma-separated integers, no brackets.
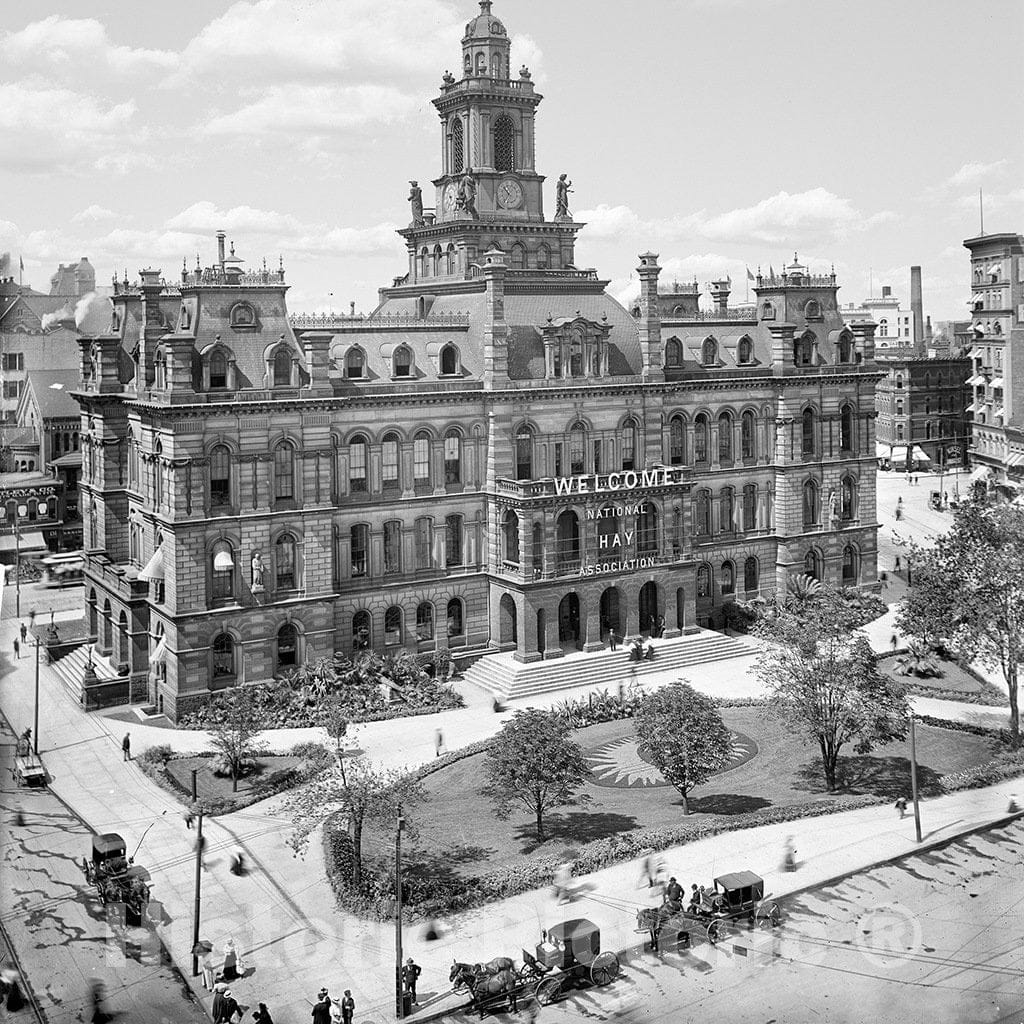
407,181,424,227
828,490,838,526
457,167,478,219
555,173,573,218
250,551,265,591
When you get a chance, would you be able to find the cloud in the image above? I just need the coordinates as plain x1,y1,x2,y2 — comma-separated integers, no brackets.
72,205,120,224
0,82,134,133
0,16,177,75
943,160,1008,189
611,253,763,309
576,204,647,240
94,152,159,175
290,224,403,259
165,201,306,236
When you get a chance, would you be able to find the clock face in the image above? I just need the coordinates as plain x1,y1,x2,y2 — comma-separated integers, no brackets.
443,182,459,212
498,178,523,210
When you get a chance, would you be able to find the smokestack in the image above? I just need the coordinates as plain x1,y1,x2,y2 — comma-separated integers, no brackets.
216,231,226,272
350,301,355,316
910,265,924,354
881,285,892,298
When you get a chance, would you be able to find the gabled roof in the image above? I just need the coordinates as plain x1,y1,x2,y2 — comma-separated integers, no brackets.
25,369,82,419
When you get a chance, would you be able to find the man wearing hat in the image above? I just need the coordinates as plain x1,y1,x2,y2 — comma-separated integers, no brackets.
311,988,332,1024
216,988,241,1022
402,957,422,1004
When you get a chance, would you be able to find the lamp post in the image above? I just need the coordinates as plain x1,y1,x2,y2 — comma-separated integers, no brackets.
33,632,40,755
909,714,922,843
10,501,28,618
395,803,405,1019
191,811,204,977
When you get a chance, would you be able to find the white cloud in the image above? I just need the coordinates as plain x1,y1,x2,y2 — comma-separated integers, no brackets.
0,16,177,75
0,82,134,133
72,205,120,224
291,224,403,260
944,160,1008,189
165,201,306,236
93,151,159,175
610,254,765,309
576,204,647,239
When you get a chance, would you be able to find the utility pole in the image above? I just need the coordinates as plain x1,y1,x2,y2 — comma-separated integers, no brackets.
33,634,40,755
909,715,922,843
191,811,204,976
395,803,405,1019
13,503,22,618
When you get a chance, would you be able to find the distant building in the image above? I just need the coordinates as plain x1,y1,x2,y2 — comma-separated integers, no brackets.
0,470,64,566
962,232,1024,487
842,286,916,352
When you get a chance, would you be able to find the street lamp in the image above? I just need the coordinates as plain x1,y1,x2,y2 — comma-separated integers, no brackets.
10,501,28,618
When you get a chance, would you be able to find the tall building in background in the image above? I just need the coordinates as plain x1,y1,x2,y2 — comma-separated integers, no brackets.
963,232,1024,486
74,2,882,719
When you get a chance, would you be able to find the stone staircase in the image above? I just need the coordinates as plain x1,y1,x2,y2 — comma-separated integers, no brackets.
461,629,756,700
49,642,116,704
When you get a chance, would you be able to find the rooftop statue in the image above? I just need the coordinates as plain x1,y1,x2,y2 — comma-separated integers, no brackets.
556,173,573,218
408,181,424,227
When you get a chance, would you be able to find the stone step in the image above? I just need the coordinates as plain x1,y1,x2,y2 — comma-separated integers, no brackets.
462,630,756,700
50,641,115,704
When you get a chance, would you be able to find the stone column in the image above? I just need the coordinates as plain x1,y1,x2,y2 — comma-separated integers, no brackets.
583,589,603,652
543,601,563,660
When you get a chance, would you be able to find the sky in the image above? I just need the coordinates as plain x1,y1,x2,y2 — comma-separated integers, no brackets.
2,0,1022,321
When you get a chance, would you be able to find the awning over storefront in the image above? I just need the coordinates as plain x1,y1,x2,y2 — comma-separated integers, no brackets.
970,465,991,483
965,402,979,414
1007,453,1024,467
911,446,931,462
138,547,164,582
994,407,1005,420
0,531,46,553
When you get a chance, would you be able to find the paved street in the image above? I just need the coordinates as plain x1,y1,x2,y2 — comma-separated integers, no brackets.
440,821,1024,1024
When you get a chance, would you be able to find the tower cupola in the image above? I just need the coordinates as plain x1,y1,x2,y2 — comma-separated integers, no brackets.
462,1,510,80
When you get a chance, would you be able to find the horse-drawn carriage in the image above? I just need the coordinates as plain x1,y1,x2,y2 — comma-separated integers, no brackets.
637,871,781,949
451,918,620,1017
82,833,151,925
13,733,45,787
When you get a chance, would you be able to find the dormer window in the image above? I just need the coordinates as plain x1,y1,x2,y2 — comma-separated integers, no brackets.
440,344,459,376
393,345,413,378
345,347,365,379
229,302,256,329
794,332,815,366
665,337,683,368
737,336,753,365
805,299,822,320
761,301,775,320
209,350,228,389
701,337,718,366
272,347,292,386
837,333,853,364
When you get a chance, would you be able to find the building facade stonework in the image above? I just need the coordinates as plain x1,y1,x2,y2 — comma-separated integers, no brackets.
74,2,881,720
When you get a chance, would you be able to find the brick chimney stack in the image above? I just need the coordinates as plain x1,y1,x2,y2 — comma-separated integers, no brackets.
910,265,925,355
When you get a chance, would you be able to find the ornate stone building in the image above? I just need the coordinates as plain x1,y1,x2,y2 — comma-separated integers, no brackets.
75,2,881,719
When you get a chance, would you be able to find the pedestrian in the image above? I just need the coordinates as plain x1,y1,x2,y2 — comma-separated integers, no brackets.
894,555,902,572
329,997,343,1024
553,861,571,904
184,809,195,830
13,638,19,660
2,969,24,1011
13,805,24,827
688,884,701,910
897,496,903,506
201,950,217,991
665,876,683,905
28,609,36,627
890,633,898,652
229,849,246,876
196,832,207,870
1008,794,1020,814
781,836,797,872
402,957,422,1004
944,491,949,506
121,733,131,761
609,630,618,651
656,614,665,638
311,989,332,1024
89,978,109,1023
222,938,239,981
895,506,903,521
253,1003,275,1024
19,622,27,643
434,728,445,758
212,982,229,1020
341,990,355,1024
894,796,908,819
217,988,241,1023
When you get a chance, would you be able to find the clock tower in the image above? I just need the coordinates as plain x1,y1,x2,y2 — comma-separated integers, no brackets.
395,1,581,286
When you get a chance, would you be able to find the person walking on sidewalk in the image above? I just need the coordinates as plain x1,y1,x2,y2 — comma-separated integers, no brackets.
311,989,332,1024
121,733,131,761
402,958,422,1004
895,796,908,819
340,990,355,1024
19,622,27,644
253,1003,275,1024
12,638,19,660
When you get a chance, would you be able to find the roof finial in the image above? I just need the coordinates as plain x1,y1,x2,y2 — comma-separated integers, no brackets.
479,0,492,12
230,240,236,257
278,254,284,272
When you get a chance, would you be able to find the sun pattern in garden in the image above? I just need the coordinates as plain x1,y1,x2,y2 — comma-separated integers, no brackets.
586,731,758,789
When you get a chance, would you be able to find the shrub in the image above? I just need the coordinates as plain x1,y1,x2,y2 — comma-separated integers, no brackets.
138,744,174,767
939,751,1024,793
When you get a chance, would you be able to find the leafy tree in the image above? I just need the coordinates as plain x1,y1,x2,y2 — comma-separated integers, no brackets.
898,498,1024,744
633,682,733,814
282,755,424,885
786,573,823,603
755,588,909,791
207,685,269,791
322,696,352,760
481,709,591,841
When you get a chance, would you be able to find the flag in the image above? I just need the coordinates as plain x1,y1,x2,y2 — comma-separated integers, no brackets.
746,267,755,282
19,255,24,272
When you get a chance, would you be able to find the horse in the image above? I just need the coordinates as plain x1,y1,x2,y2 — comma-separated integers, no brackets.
637,902,688,953
450,958,514,990
467,968,519,1018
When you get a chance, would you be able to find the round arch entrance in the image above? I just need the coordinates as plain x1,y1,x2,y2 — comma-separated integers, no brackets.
639,581,659,637
599,587,622,642
499,593,517,645
558,592,581,651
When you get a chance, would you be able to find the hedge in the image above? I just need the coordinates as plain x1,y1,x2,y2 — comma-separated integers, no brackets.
938,752,1024,794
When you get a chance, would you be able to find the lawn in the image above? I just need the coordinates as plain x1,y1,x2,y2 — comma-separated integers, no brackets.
164,754,301,802
382,709,997,881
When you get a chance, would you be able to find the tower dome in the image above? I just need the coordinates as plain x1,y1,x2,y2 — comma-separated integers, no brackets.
461,1,510,80
464,1,506,41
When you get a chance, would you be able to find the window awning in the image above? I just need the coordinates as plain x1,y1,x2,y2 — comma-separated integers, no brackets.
970,465,991,482
0,531,46,553
991,376,1004,389
994,407,1005,419
138,546,164,582
911,446,931,462
1007,453,1024,467
967,374,986,386
969,296,983,307
965,401,978,414
150,636,167,664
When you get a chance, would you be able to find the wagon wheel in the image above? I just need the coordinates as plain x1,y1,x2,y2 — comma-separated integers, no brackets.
756,902,781,928
706,919,730,945
590,951,620,987
535,977,562,1006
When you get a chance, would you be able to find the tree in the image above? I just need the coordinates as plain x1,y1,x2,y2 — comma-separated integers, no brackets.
207,685,269,791
898,498,1024,745
633,682,733,814
755,588,909,792
481,709,591,841
282,755,424,886
322,696,351,760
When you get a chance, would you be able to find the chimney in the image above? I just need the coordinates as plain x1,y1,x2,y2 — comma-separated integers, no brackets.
636,252,664,382
910,265,924,354
216,231,226,272
881,285,892,298
350,301,356,316
925,315,933,341
709,279,731,315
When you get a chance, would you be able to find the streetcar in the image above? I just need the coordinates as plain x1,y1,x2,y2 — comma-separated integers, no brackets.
39,551,84,587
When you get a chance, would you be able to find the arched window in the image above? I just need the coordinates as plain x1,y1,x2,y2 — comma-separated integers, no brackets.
494,114,515,172
842,545,858,584
515,426,533,480
805,299,821,319
414,516,432,569
440,344,459,375
802,479,819,526
153,442,163,508
382,432,400,488
665,338,683,368
895,399,904,416
212,633,234,678
230,302,255,327
445,513,463,566
444,430,461,484
719,487,735,533
621,419,638,471
694,413,709,464
895,374,904,390
697,563,712,598
569,329,584,377
878,318,889,338
569,421,586,475
211,540,234,602
349,434,367,492
503,510,520,564
275,533,297,590
801,408,816,455
432,244,442,276
209,350,228,389
741,410,756,459
350,523,368,577
446,244,456,275
536,245,550,270
794,333,814,366
637,505,658,555
804,548,821,581
273,440,294,502
383,520,402,575
210,444,231,507
447,597,464,637
742,483,758,531
718,412,733,462
154,348,167,389
345,348,365,379
128,433,139,491
840,404,854,452
669,415,685,465
352,610,371,652
838,333,853,363
451,117,464,173
737,335,753,364
421,247,430,278
761,300,775,320
416,602,434,641
743,556,759,594
841,476,856,522
273,347,292,386
277,623,298,668
695,489,711,536
701,337,718,366
721,560,735,594
393,345,413,378
510,244,526,270
413,431,431,483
